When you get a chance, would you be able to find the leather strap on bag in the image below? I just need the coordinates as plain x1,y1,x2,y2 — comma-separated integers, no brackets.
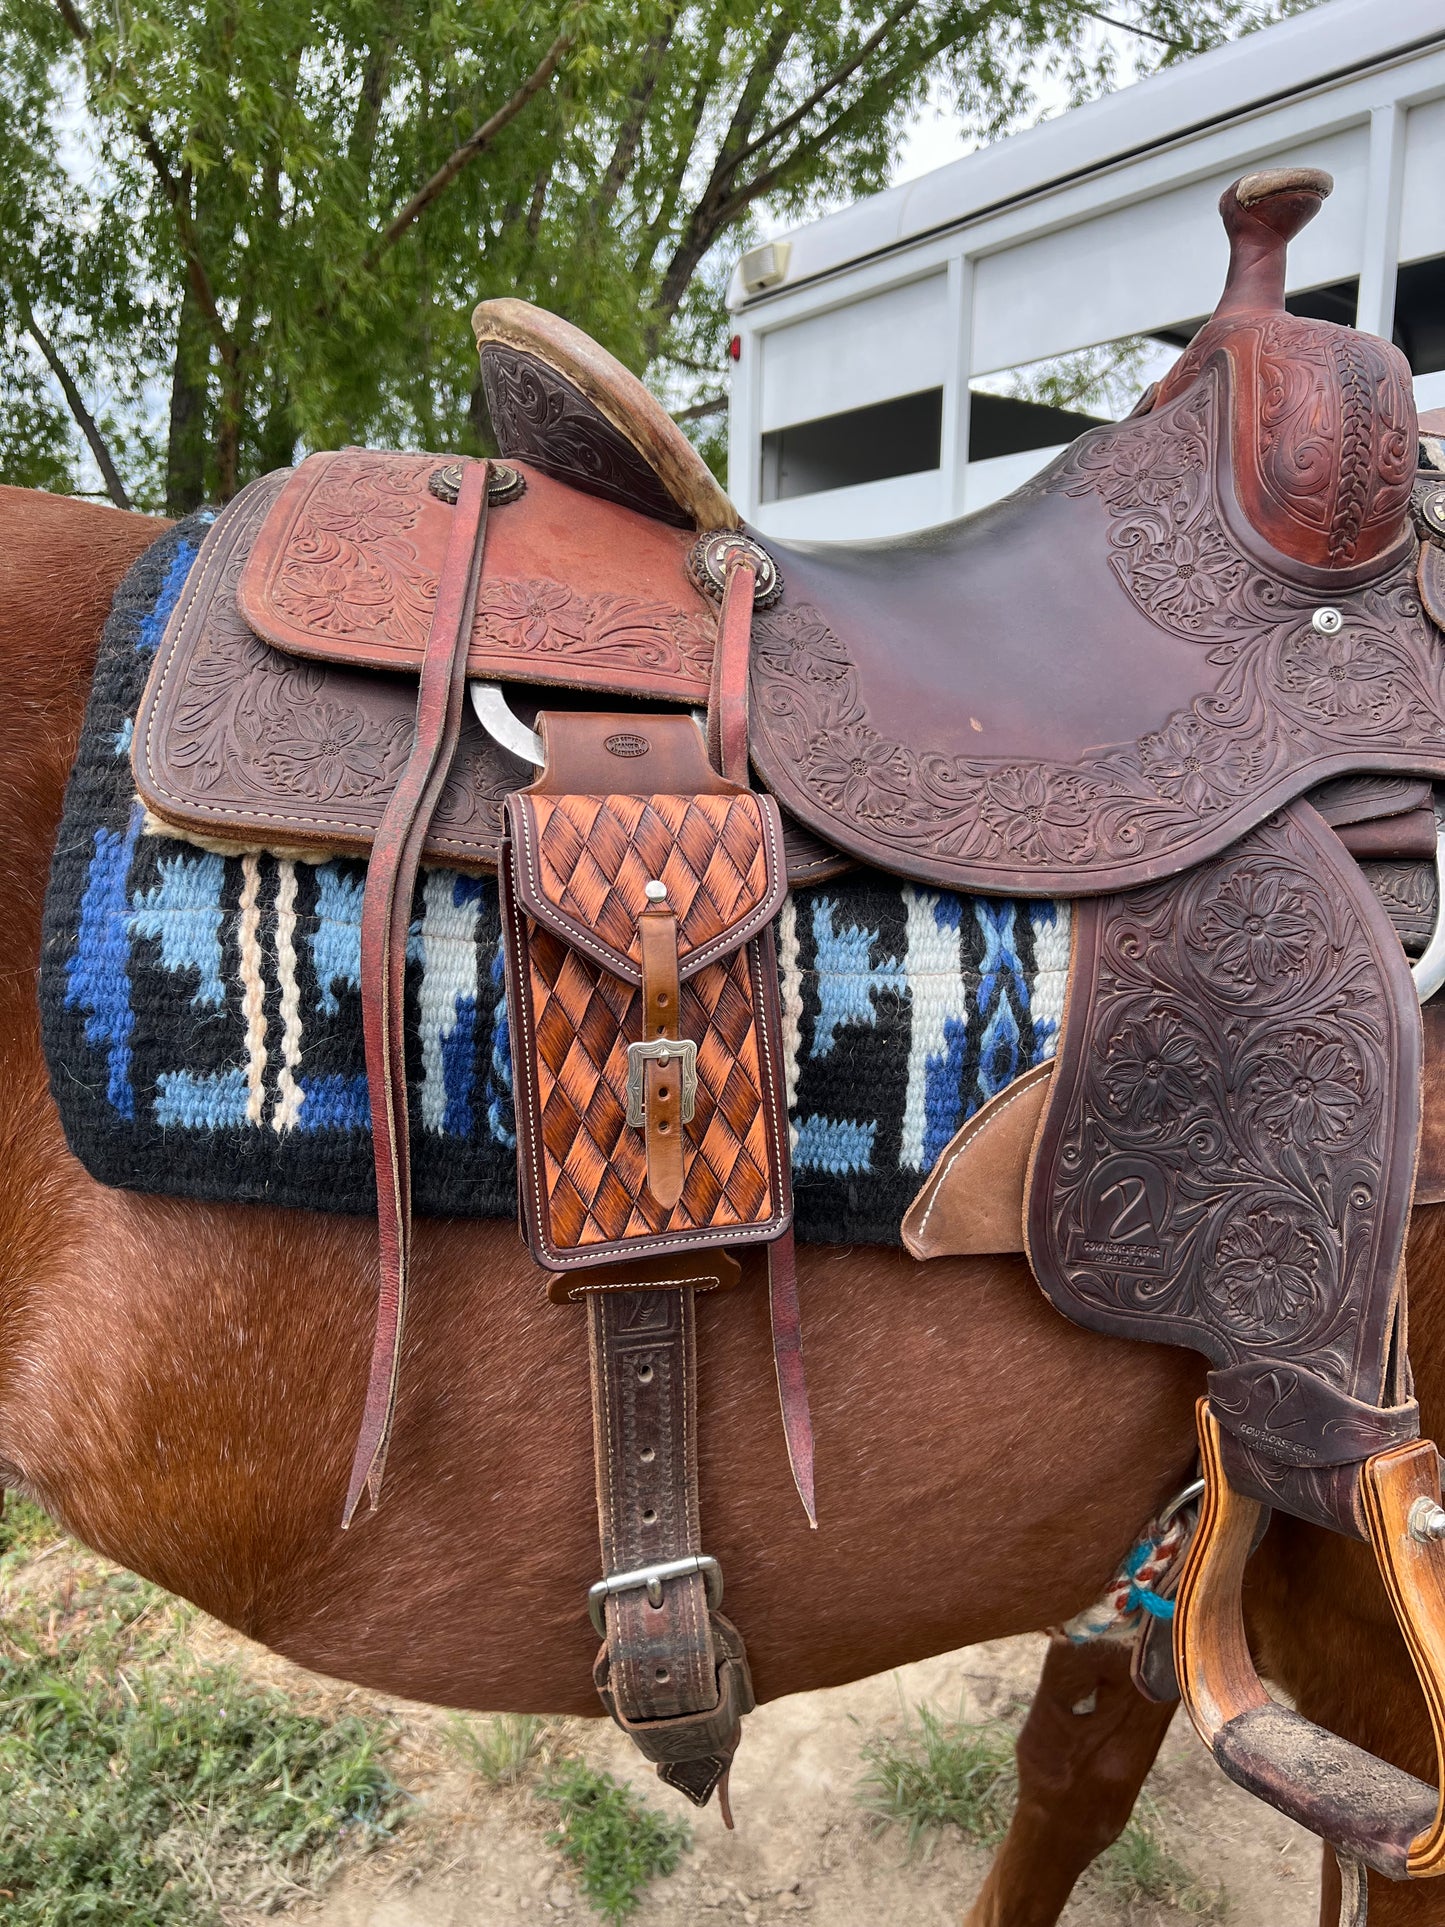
587,1271,754,1819
638,902,685,1209
344,459,491,1527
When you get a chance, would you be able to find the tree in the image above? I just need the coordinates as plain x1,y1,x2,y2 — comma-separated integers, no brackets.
0,0,1296,511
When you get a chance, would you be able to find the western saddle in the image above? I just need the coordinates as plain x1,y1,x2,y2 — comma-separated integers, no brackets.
133,165,1445,1896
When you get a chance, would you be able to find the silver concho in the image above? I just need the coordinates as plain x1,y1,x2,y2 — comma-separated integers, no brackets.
686,530,782,608
1415,482,1445,541
428,460,527,507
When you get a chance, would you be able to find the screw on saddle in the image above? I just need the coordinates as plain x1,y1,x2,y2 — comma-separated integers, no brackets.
129,157,1445,1889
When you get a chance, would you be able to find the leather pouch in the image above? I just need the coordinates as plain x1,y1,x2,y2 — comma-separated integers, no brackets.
500,787,792,1271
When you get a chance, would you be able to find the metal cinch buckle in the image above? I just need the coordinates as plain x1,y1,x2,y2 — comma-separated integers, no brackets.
588,1554,724,1637
625,1037,698,1129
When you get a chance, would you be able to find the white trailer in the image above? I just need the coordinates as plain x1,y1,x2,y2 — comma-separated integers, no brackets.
726,0,1445,540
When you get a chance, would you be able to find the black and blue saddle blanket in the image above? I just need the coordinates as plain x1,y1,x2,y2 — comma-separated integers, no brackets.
40,516,1068,1245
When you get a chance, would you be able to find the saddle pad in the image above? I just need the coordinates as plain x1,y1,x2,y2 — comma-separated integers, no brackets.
40,517,1070,1242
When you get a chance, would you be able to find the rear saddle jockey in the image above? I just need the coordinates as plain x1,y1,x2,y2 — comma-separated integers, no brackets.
132,164,1445,1890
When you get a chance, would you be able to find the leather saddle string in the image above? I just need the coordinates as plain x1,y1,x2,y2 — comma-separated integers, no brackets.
345,458,492,1527
706,557,754,785
706,555,817,1526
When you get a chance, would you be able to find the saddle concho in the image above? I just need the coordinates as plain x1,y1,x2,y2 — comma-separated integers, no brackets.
128,156,1445,1891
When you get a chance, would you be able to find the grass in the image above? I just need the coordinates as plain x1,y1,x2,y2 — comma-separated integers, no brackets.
859,1697,1226,1917
0,1497,63,1562
858,1703,1018,1852
447,1711,550,1787
1094,1797,1227,1918
539,1759,691,1922
0,1542,404,1924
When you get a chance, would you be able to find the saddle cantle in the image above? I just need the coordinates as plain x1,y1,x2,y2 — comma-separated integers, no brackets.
128,161,1445,1891
746,177,1429,894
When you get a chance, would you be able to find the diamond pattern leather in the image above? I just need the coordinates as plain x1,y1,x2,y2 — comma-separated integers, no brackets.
502,786,789,1269
510,791,784,984
528,927,774,1252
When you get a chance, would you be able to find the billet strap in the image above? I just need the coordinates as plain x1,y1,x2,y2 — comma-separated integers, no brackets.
344,459,492,1527
587,1271,754,1817
706,558,754,785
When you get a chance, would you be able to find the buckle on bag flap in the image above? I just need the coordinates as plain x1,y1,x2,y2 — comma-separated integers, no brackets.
589,1554,723,1636
626,1038,698,1129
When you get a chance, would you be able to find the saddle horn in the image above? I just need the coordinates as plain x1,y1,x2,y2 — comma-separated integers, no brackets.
1213,166,1333,320
1150,160,1414,571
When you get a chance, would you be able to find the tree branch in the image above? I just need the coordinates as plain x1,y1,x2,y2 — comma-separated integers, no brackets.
672,392,726,422
597,9,682,216
17,296,131,509
641,12,795,326
631,13,730,280
52,0,238,367
720,0,921,189
647,9,984,338
1070,5,1189,50
52,0,90,39
360,23,576,273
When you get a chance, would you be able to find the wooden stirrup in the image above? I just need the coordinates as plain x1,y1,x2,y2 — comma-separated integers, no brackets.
1175,1401,1445,1885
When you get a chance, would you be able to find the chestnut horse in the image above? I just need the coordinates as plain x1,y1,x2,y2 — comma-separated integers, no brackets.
3,482,1442,1924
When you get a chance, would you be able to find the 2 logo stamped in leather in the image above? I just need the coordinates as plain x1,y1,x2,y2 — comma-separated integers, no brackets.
1072,1154,1170,1274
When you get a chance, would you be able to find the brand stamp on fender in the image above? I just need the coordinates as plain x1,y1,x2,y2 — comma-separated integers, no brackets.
604,733,651,758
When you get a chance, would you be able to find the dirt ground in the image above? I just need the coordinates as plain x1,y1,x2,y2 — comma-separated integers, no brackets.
234,1630,1323,1927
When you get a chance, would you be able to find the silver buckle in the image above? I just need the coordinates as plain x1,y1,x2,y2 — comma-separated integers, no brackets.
588,1554,723,1637
625,1037,698,1129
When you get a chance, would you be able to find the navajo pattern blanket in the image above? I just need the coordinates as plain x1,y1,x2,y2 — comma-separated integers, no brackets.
40,515,1069,1246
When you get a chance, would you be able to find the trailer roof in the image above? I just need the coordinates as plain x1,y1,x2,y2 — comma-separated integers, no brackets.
729,0,1445,309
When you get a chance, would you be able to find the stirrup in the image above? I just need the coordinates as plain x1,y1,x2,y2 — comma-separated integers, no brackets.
1175,1401,1445,1883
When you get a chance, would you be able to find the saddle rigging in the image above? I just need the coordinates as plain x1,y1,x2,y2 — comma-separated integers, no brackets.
130,162,1445,1891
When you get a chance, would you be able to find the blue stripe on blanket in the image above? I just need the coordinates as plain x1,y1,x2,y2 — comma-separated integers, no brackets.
39,516,1068,1245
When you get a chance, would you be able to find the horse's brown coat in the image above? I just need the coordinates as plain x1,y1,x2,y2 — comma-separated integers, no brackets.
0,485,1439,1922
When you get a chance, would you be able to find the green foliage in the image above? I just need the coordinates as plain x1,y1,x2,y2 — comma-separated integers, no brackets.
447,1710,549,1787
0,1559,402,1923
1094,1797,1227,1917
0,1498,62,1562
860,1703,1225,1913
858,1703,1018,1852
0,0,1300,509
540,1758,690,1921
977,337,1159,419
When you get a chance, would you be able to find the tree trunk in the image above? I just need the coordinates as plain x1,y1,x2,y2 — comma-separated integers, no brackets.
215,357,244,503
256,393,297,475
165,285,209,515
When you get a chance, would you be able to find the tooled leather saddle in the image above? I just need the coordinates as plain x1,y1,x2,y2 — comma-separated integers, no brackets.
132,163,1445,1891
